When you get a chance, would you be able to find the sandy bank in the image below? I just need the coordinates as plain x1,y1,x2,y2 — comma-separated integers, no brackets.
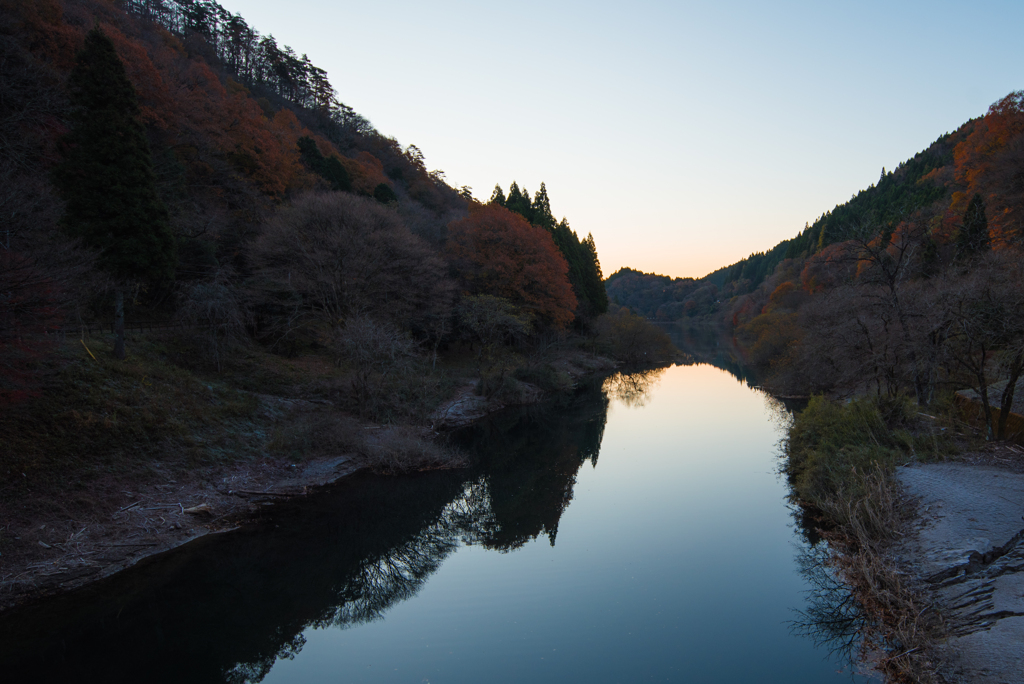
898,459,1024,683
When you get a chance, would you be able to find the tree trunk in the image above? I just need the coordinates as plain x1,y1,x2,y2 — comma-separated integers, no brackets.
114,287,125,360
975,362,995,441
998,350,1024,440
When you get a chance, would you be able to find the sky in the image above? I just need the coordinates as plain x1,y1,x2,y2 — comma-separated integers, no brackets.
225,0,1024,279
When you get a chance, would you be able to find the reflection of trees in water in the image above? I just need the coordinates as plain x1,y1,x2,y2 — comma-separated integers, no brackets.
663,322,760,386
454,383,609,551
603,368,665,408
0,382,612,684
790,540,869,676
324,478,493,630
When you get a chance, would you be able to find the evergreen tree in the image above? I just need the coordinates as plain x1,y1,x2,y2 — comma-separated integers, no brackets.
298,136,352,192
54,27,177,359
489,184,506,206
531,182,555,230
956,193,990,259
581,232,608,314
505,181,533,222
373,182,397,204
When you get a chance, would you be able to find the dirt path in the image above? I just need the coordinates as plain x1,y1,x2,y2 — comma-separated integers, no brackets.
898,461,1024,683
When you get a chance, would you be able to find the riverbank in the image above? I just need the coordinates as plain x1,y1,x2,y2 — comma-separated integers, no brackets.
897,452,1024,683
0,332,621,612
783,396,1024,683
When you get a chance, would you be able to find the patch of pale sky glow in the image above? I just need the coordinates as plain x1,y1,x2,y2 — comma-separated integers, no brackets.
224,0,1023,279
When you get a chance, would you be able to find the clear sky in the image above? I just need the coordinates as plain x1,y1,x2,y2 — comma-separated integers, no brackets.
225,0,1024,279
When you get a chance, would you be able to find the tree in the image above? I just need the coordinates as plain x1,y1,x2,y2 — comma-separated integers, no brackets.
956,193,990,259
937,253,1024,440
489,184,506,206
446,204,577,330
297,136,352,192
531,183,555,230
373,182,397,204
251,191,453,339
504,181,532,221
53,27,176,359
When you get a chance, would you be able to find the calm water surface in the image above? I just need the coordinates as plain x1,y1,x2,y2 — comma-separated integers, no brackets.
0,361,873,683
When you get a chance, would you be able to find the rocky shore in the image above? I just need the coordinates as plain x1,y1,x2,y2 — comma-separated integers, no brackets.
897,449,1024,683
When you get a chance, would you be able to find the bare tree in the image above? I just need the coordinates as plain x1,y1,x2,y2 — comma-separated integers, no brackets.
935,252,1024,440
250,191,454,342
176,270,249,371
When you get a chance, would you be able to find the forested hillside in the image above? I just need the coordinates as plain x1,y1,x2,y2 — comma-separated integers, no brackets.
609,94,1022,345
618,88,1024,443
0,0,617,407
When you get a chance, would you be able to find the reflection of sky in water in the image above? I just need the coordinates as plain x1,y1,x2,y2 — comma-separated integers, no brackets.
263,364,874,684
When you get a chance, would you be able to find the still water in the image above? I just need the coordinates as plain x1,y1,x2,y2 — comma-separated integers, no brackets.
0,360,872,683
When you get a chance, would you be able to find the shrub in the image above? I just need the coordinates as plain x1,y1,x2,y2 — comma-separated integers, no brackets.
592,305,676,365
784,396,915,518
361,427,468,474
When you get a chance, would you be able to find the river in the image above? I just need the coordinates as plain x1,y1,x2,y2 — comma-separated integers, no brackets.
0,351,875,683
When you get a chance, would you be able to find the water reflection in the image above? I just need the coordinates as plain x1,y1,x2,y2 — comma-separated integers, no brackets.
665,325,869,678
663,322,758,386
0,364,872,684
602,368,665,408
0,381,612,684
790,541,872,679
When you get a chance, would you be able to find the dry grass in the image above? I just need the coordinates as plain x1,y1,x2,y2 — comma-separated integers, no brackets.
820,466,948,683
785,397,958,683
361,427,468,475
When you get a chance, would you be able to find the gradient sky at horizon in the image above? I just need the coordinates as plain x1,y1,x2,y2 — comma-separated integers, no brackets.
224,0,1023,279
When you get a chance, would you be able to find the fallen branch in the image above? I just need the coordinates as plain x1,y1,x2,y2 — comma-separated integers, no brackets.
231,489,301,498
97,543,159,547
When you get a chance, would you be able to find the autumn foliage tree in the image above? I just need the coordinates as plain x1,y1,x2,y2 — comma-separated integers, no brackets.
446,204,577,331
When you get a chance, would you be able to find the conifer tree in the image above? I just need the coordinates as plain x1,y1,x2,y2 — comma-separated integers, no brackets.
373,182,397,204
54,27,176,359
956,193,990,259
505,181,533,222
489,184,506,206
531,183,555,230
298,136,352,192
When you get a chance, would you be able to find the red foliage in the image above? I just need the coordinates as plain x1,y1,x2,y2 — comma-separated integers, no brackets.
446,204,577,330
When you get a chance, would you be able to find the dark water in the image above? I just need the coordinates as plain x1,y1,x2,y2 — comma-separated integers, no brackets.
0,361,872,683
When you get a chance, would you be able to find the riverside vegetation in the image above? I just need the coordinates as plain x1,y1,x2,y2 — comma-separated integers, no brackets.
0,0,676,606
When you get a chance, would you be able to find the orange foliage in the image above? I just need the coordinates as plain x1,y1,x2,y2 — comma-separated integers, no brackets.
446,204,577,330
340,152,391,196
951,91,1024,245
800,241,855,293
764,281,807,313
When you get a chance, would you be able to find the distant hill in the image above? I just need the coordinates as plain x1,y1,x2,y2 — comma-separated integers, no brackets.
607,119,987,320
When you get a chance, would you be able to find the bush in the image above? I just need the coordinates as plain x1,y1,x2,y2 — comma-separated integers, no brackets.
514,363,573,393
592,305,676,365
361,427,468,474
784,396,915,518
